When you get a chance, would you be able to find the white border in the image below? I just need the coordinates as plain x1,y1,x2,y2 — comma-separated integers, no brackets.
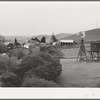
0,1,100,99
0,88,100,99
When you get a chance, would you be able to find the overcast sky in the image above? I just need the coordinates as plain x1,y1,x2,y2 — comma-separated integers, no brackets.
0,1,100,36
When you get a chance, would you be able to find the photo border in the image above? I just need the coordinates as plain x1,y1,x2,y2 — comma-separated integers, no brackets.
0,0,100,99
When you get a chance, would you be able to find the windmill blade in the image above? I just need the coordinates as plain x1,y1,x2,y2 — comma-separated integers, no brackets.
81,31,85,38
77,31,85,38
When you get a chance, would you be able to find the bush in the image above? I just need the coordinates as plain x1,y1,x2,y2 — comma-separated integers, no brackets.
0,55,20,74
0,61,7,75
22,76,58,87
7,43,14,50
9,48,28,59
21,52,62,81
1,71,21,87
40,45,64,58
0,43,7,53
29,44,40,54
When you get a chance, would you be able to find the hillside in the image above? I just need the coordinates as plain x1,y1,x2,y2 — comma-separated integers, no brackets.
4,36,29,43
31,33,71,43
4,33,71,43
61,28,100,42
55,33,71,40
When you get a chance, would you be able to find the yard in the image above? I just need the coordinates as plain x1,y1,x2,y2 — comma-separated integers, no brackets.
59,48,100,87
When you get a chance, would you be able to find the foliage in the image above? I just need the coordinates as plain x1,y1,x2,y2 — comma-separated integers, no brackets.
21,52,62,81
7,43,14,50
9,48,27,59
51,33,57,42
22,76,58,87
0,61,7,75
1,71,21,87
29,44,40,54
41,36,46,43
0,55,10,74
14,38,21,48
14,38,17,43
0,43,7,53
0,55,20,74
40,45,64,58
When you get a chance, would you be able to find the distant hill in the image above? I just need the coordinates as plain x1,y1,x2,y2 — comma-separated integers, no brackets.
55,33,71,40
61,28,100,43
31,35,51,43
3,33,71,44
4,36,29,43
31,33,71,43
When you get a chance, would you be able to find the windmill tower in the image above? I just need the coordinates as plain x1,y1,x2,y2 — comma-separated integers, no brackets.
77,31,88,62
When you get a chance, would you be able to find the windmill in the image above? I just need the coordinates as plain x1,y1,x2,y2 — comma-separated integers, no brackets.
77,31,88,62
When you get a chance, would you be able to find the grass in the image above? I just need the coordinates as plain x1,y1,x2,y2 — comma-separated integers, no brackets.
59,48,100,87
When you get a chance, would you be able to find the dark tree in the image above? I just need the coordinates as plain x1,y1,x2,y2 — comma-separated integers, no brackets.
51,33,57,42
14,38,21,48
14,38,17,43
41,36,46,43
31,38,40,43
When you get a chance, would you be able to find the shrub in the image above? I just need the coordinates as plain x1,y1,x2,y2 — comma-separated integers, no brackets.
22,76,58,87
0,55,20,74
40,45,64,58
21,52,62,81
7,43,14,50
0,43,7,53
29,44,40,54
0,61,7,75
1,71,21,87
9,48,27,59
12,53,44,79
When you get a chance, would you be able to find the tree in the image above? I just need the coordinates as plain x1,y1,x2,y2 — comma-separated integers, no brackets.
20,52,62,81
0,43,7,53
51,33,57,42
14,38,21,48
7,43,14,50
41,36,46,43
14,38,17,43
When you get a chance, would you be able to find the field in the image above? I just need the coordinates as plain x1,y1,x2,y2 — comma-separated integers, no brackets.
59,48,100,87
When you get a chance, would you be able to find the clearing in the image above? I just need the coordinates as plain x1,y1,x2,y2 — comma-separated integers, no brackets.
59,48,100,87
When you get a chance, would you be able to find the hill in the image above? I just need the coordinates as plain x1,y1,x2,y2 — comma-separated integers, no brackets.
61,28,100,42
31,33,71,43
4,36,29,43
3,33,71,44
55,33,71,40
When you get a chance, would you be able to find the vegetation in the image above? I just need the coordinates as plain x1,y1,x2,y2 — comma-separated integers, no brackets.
0,36,62,87
0,43,7,53
22,76,58,87
41,36,46,43
51,33,57,42
18,52,62,81
40,45,64,58
1,71,21,87
9,48,28,59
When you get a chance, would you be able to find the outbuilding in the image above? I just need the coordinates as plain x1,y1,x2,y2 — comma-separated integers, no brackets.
60,40,74,46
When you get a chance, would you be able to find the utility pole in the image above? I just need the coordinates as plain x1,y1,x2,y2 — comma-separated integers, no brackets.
97,20,99,28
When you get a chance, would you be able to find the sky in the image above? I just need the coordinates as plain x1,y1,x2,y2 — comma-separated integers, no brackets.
0,1,100,36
